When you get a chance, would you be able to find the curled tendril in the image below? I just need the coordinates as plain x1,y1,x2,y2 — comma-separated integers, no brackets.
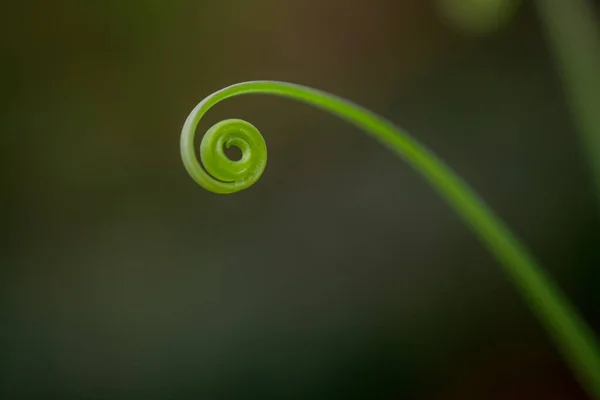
181,81,600,397
201,119,265,193
181,114,266,193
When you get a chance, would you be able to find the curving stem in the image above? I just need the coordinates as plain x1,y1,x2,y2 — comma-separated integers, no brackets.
181,80,600,397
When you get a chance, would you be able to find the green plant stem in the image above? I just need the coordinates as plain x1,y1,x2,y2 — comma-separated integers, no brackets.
534,0,600,202
181,81,600,397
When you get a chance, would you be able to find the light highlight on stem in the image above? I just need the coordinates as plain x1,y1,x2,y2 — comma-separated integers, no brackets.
181,81,600,396
534,0,600,205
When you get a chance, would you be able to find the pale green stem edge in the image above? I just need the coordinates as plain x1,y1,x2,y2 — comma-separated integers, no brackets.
534,0,600,202
181,80,600,397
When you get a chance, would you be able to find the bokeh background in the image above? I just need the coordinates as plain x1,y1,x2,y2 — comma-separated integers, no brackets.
2,0,600,399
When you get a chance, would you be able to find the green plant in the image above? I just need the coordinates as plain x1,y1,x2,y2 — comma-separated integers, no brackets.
180,81,600,397
534,0,600,203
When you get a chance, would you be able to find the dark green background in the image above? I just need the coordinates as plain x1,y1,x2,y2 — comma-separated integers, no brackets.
2,1,598,398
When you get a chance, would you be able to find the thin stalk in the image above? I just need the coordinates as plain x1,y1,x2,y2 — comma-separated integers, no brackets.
181,81,600,397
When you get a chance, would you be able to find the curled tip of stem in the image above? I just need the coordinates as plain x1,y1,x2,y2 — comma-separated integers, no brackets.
180,81,600,397
181,114,266,194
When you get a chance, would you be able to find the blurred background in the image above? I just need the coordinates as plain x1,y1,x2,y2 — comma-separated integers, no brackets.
2,0,600,398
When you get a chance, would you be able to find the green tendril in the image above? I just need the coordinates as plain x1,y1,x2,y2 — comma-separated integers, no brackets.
181,115,266,194
181,81,600,396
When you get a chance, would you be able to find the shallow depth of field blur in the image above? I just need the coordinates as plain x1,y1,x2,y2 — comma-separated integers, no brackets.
2,1,600,399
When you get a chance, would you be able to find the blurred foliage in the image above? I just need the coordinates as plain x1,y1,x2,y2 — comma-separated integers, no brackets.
436,0,521,35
